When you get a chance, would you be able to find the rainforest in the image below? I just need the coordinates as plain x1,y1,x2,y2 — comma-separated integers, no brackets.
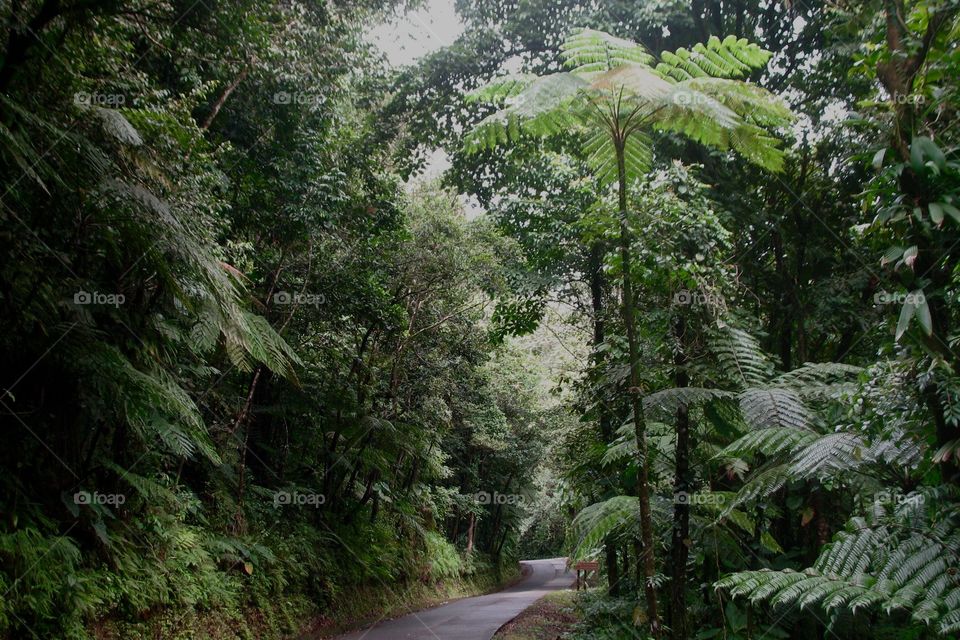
0,1,958,639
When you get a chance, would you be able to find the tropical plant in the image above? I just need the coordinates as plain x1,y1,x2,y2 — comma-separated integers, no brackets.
464,28,793,634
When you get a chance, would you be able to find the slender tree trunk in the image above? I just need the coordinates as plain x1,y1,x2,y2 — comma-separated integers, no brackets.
466,512,476,553
615,138,660,635
669,314,691,640
591,240,622,596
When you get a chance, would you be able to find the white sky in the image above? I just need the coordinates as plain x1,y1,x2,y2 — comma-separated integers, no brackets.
367,0,464,67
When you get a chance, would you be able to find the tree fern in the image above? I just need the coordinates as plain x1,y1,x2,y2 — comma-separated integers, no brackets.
710,326,774,387
464,30,792,176
720,427,820,460
717,488,960,634
570,495,640,559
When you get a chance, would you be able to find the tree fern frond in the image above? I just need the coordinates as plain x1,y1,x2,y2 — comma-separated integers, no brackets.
602,436,637,466
710,326,774,387
723,464,791,514
649,88,740,151
589,64,672,101
770,362,863,392
466,74,538,104
739,388,813,431
560,28,654,74
91,106,144,146
644,386,735,416
655,35,772,82
571,496,639,559
728,122,787,173
681,77,793,127
718,488,960,631
463,73,588,152
581,128,652,187
720,426,819,460
790,432,867,478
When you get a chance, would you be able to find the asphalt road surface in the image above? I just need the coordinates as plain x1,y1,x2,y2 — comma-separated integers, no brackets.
336,557,573,640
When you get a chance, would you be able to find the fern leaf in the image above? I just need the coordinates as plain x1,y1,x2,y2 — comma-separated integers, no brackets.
560,28,654,74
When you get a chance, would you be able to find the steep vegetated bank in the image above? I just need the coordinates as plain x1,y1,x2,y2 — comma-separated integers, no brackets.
0,2,546,638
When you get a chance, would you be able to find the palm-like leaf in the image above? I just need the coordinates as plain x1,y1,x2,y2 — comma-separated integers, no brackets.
465,73,538,104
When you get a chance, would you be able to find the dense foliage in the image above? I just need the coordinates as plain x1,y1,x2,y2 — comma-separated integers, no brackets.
0,1,547,638
383,0,960,638
2,0,960,639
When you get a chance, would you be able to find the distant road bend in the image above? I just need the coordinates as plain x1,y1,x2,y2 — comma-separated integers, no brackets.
336,557,572,640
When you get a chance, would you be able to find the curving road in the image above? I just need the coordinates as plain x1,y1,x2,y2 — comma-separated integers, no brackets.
335,558,572,640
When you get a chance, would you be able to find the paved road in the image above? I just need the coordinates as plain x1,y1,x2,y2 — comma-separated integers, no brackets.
336,558,572,640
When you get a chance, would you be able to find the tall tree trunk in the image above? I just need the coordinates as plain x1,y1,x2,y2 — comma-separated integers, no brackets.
616,138,660,635
669,314,691,640
466,512,476,553
591,240,622,596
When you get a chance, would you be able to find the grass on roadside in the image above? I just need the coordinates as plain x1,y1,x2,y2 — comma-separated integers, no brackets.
493,590,579,640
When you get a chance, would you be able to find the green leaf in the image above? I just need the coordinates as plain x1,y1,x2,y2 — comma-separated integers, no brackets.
761,530,785,554
915,292,933,335
942,203,960,224
881,245,903,266
910,136,945,173
896,299,916,341
872,148,886,171
902,245,918,268
929,202,944,225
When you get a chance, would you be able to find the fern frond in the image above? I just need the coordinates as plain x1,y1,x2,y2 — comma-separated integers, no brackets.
681,77,793,127
466,74,538,104
602,436,637,466
722,464,791,514
710,326,774,387
655,35,772,82
790,432,867,479
720,427,819,460
739,388,813,431
589,64,672,101
770,362,863,396
644,386,735,416
582,128,652,187
718,488,960,632
463,73,588,153
571,496,639,559
560,28,654,74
